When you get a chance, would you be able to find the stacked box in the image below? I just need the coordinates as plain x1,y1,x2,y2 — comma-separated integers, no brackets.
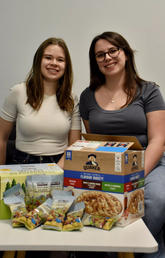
0,163,63,219
64,135,145,227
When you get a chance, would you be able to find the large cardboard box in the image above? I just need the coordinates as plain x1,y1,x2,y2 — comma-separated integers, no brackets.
0,163,63,219
64,134,145,227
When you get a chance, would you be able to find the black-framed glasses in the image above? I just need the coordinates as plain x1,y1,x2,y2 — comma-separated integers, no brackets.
95,47,120,62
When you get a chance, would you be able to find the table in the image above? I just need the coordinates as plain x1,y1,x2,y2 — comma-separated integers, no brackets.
0,219,158,253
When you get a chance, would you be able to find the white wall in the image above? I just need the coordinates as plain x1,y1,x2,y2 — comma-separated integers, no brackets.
0,0,165,107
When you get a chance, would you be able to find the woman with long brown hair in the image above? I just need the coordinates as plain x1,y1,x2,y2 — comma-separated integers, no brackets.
0,37,81,168
80,31,165,258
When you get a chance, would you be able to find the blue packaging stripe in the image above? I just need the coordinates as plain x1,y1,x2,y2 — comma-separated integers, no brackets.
64,170,144,183
96,146,128,152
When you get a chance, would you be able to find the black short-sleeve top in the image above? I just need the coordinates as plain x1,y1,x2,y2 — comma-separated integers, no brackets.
79,81,165,147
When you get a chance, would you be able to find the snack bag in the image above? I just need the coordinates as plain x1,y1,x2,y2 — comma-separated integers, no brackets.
25,175,33,211
3,184,27,227
20,198,52,230
51,189,73,197
63,201,85,231
43,190,75,231
82,213,116,230
25,174,63,211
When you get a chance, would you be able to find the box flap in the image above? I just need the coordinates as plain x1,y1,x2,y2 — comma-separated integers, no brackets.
81,133,143,150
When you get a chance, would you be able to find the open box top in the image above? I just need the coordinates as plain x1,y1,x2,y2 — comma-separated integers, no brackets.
81,133,143,150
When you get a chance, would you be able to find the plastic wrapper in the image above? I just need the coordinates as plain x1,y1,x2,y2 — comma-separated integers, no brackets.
63,201,85,231
43,190,75,231
3,184,27,227
82,213,116,230
25,174,63,211
19,198,52,230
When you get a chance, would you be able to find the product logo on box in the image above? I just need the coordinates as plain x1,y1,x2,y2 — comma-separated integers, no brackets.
83,154,100,171
66,150,72,160
131,154,139,171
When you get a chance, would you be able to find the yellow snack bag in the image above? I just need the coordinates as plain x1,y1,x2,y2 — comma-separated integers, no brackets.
43,190,75,231
3,184,27,227
20,198,52,230
82,213,116,231
63,202,85,231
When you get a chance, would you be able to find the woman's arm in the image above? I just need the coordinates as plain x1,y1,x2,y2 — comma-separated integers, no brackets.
57,129,81,169
145,110,165,176
0,117,14,165
82,119,91,133
68,129,81,145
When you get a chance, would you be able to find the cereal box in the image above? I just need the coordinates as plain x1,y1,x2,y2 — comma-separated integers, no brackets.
64,134,145,227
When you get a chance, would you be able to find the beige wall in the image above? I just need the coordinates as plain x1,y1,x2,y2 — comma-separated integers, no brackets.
0,0,165,108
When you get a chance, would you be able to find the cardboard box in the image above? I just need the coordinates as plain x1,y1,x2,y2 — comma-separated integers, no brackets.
0,163,63,219
64,134,145,227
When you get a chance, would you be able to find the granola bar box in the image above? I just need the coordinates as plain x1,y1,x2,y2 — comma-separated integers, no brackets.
0,163,64,219
64,134,145,227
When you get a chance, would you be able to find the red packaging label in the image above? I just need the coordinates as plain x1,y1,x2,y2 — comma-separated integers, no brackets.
64,177,82,188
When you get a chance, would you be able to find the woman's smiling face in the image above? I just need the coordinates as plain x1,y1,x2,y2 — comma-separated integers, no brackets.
95,39,127,78
41,44,66,83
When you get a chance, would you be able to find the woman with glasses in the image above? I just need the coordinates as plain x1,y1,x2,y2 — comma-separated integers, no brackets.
80,31,165,258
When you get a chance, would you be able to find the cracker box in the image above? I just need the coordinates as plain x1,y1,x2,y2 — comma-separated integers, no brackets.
0,163,63,219
64,134,145,227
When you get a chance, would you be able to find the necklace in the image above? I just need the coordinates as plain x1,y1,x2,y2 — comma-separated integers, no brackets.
101,85,125,104
111,98,116,103
110,96,120,103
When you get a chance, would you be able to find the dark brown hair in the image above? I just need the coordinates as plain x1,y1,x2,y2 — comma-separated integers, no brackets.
26,37,74,112
89,31,144,105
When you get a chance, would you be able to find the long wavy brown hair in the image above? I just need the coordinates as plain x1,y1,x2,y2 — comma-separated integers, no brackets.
26,37,74,112
89,31,145,106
